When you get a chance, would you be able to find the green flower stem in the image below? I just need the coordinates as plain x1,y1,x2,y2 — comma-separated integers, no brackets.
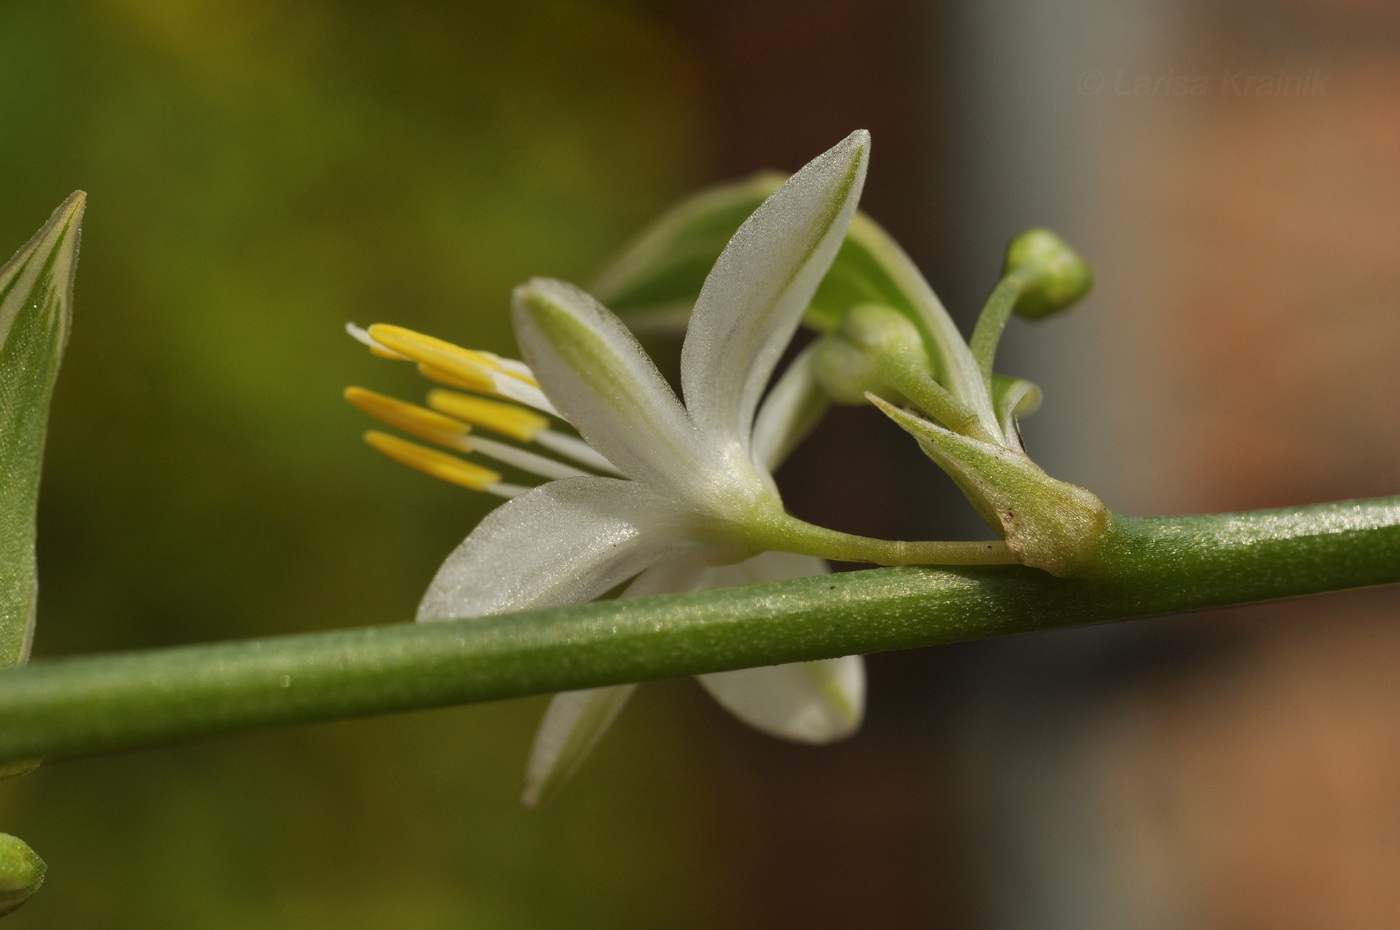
877,357,994,442
753,514,1017,566
967,273,1024,388
0,497,1395,765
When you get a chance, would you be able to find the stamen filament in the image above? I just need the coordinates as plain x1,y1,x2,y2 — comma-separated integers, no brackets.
486,481,531,499
484,374,560,417
346,322,409,360
364,430,502,492
467,435,592,481
535,430,623,475
477,352,538,384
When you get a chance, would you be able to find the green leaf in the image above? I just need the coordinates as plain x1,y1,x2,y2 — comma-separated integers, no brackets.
804,213,926,331
592,175,935,337
0,192,85,670
991,373,1042,442
590,172,784,328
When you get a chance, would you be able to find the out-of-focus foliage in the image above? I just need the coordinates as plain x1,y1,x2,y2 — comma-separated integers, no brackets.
0,1,761,926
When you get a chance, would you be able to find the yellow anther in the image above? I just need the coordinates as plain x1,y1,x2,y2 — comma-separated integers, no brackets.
427,389,550,442
345,387,471,449
498,367,541,388
368,324,502,390
363,430,501,491
415,362,495,393
477,350,541,388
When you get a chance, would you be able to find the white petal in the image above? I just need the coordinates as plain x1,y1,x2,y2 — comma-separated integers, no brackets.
415,476,698,620
699,656,865,744
521,684,638,809
518,552,712,808
589,171,784,309
681,130,869,452
694,551,866,743
693,548,828,587
750,346,830,473
534,429,623,475
511,278,710,499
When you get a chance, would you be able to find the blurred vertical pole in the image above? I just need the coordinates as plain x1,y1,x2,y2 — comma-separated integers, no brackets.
951,0,1163,503
947,2,1187,929
662,2,982,927
951,1,1400,928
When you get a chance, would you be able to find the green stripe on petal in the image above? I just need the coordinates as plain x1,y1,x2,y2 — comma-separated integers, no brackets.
0,192,84,670
512,278,720,502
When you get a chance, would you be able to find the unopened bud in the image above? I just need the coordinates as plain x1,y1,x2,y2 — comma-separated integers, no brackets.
1003,228,1092,320
811,304,929,405
0,834,45,915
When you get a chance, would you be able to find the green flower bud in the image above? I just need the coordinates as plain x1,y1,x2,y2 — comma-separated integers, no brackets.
811,303,928,405
1002,228,1092,320
0,834,45,916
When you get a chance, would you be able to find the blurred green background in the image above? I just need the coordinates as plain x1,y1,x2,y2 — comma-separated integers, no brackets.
0,1,975,926
0,1,753,926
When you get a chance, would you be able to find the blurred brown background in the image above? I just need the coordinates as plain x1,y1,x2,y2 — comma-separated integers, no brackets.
0,0,1397,927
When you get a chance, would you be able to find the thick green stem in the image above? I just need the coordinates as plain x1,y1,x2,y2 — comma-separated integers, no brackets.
0,497,1396,765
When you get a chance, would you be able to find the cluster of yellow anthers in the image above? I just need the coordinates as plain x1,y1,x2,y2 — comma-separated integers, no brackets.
344,323,617,498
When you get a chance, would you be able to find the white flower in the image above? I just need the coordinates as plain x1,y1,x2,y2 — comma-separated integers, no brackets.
350,131,873,805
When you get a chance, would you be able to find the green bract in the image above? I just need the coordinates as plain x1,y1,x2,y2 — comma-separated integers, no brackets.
0,192,83,915
0,193,84,671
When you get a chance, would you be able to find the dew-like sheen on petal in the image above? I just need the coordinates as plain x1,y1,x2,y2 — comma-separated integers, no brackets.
415,476,700,620
511,279,712,501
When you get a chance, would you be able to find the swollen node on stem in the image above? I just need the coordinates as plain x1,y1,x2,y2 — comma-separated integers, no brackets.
871,395,1109,576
